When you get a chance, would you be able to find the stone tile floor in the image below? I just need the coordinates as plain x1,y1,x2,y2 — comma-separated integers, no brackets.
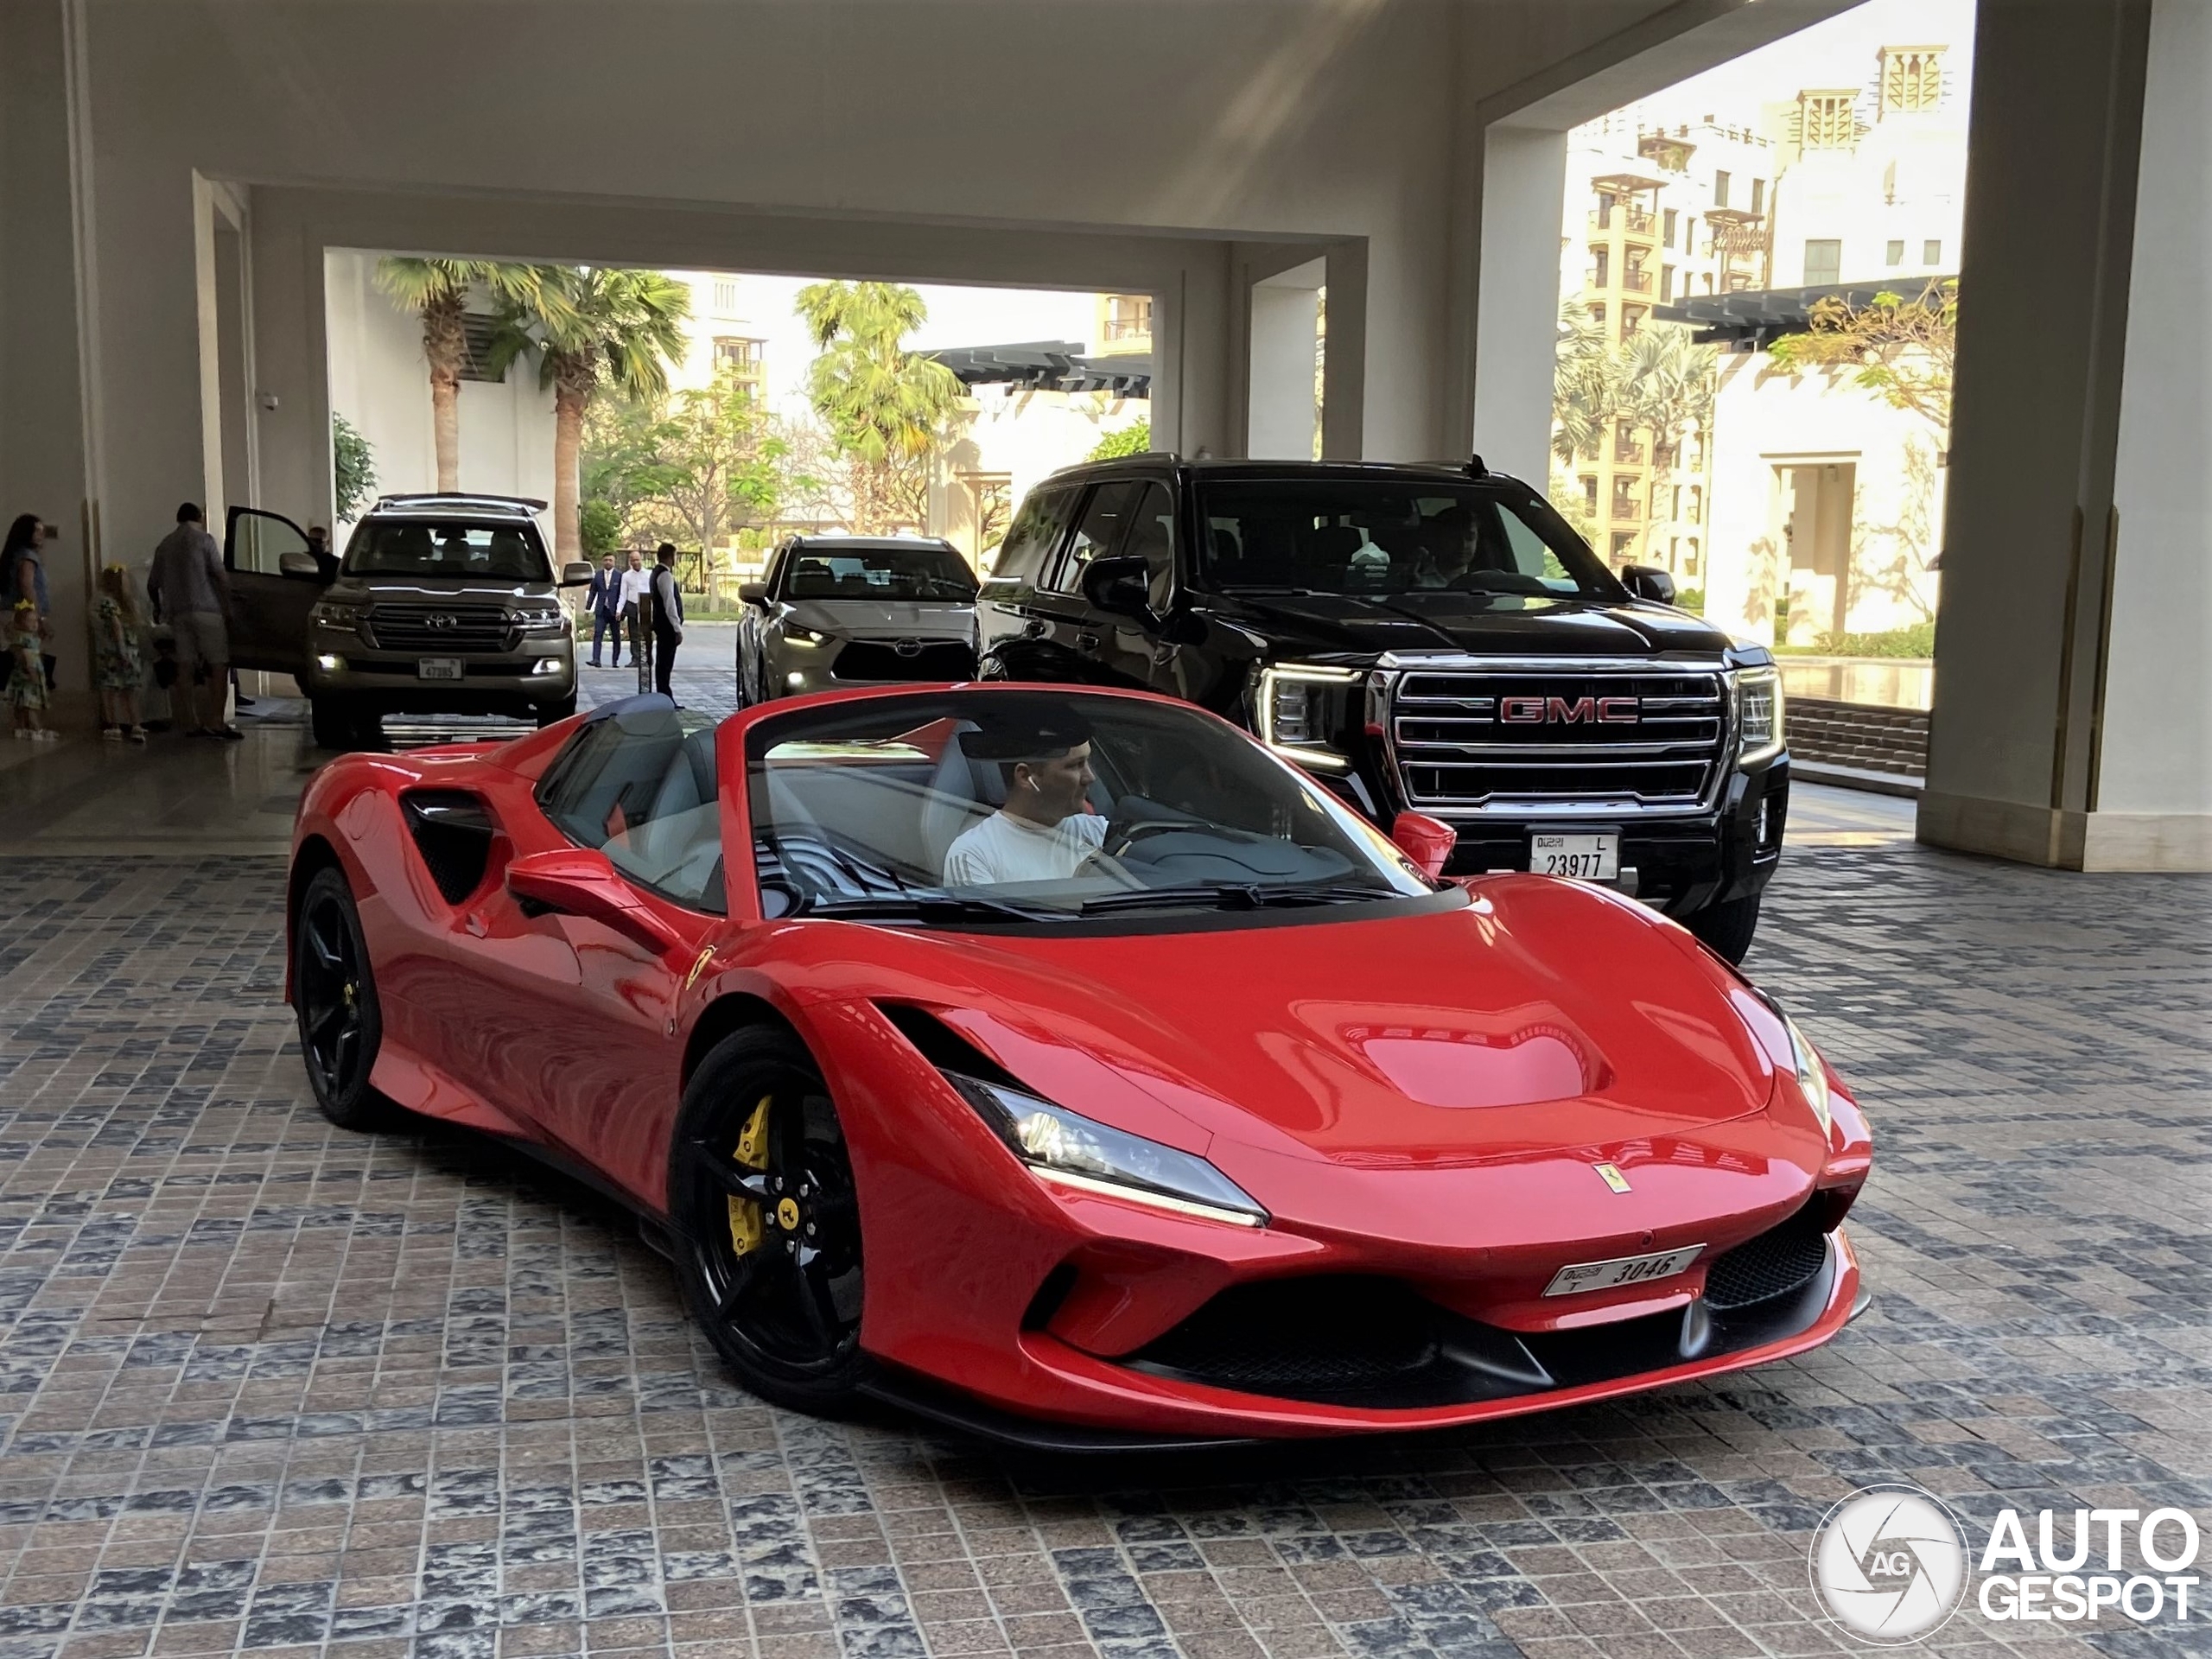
2,726,2209,1657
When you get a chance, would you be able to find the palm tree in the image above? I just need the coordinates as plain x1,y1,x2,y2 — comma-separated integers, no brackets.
1618,325,1718,473
794,282,963,533
487,266,691,562
1552,302,1624,469
372,258,547,491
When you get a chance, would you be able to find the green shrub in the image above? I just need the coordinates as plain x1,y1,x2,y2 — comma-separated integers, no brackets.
1815,621,1936,658
1675,586,1704,613
1089,420,1151,461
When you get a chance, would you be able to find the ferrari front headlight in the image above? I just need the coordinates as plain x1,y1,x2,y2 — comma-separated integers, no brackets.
944,1072,1268,1226
1781,1012,1833,1137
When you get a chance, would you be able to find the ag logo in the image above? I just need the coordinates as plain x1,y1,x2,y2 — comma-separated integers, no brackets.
1809,1484,1968,1643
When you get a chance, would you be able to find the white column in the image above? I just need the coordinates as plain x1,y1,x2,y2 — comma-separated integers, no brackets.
2093,0,2212,868
1471,124,1568,486
1247,258,1325,461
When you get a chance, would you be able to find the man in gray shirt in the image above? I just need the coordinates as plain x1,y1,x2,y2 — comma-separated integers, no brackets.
147,502,241,740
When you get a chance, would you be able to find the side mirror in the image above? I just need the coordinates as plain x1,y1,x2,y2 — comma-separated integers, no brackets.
559,562,594,587
1081,554,1153,620
1389,811,1457,880
278,550,323,580
505,848,683,957
1620,563,1678,605
738,582,768,606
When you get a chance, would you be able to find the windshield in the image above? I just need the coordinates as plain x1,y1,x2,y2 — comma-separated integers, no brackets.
344,519,551,582
781,544,977,601
1194,481,1618,601
747,690,1437,925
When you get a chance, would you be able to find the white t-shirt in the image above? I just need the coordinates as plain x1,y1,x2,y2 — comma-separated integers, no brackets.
618,566,652,607
944,810,1106,887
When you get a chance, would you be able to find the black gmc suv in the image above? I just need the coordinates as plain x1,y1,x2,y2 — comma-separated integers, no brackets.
975,455,1787,960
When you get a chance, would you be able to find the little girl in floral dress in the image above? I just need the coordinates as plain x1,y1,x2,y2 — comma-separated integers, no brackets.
8,599,54,742
94,564,148,741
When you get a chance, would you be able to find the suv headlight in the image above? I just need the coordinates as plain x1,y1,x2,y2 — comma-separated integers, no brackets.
512,606,567,635
1736,667,1783,765
309,601,364,632
943,1071,1267,1226
782,623,829,646
1255,663,1361,771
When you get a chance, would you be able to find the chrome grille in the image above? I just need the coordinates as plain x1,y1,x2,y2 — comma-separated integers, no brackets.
1390,664,1727,815
366,603,515,654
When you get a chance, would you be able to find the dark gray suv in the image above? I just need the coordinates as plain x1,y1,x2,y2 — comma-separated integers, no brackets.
226,493,588,750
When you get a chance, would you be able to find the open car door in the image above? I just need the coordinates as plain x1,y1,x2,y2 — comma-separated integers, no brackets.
224,505,323,675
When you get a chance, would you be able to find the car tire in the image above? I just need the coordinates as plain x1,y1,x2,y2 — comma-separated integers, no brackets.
670,1026,868,1414
310,697,356,752
291,865,402,1132
536,696,577,728
1686,892,1762,964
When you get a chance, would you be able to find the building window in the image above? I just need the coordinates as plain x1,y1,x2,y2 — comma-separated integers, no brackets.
712,278,739,315
1590,247,1610,288
1750,178,1765,215
1595,191,1614,228
1663,207,1678,248
1923,238,1942,264
1623,253,1649,293
1661,264,1675,302
1684,537,1701,575
1803,239,1842,287
1610,531,1637,563
1622,305,1646,338
714,337,766,388
1670,485,1683,520
1588,302,1607,330
1801,91,1859,150
1688,486,1703,524
1713,170,1731,209
1580,475,1599,514
1880,47,1943,114
1885,239,1904,266
1103,293,1153,341
458,314,505,383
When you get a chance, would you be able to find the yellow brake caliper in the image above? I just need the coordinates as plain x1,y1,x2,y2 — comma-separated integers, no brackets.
727,1095,771,1257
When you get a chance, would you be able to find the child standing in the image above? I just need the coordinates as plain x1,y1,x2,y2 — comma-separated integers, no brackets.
8,600,54,742
94,564,148,741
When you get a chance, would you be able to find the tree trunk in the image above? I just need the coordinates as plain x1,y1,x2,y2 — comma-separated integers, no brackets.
553,374,589,565
422,295,467,493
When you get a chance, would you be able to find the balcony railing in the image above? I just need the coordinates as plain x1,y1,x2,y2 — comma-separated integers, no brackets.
1588,207,1657,238
1621,268,1653,293
1103,316,1152,341
1611,498,1643,521
1613,437,1647,465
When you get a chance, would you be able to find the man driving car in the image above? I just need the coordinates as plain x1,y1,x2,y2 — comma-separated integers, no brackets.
942,709,1106,887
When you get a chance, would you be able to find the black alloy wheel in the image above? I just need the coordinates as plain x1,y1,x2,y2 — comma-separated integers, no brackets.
1686,891,1762,964
672,1027,866,1410
292,866,398,1130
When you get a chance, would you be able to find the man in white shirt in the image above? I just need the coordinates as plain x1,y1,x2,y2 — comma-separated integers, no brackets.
943,710,1106,887
617,550,652,668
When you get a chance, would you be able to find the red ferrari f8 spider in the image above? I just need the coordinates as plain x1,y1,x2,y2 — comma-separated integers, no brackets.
286,685,1871,1447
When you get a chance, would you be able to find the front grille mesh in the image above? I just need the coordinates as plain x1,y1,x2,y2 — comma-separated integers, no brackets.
1703,1211,1829,1312
1132,1277,1438,1393
368,603,514,654
1391,668,1726,813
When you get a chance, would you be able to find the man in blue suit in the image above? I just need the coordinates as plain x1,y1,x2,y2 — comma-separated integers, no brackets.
584,554,622,667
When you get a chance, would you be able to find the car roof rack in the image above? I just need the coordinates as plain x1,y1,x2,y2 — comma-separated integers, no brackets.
370,492,550,512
